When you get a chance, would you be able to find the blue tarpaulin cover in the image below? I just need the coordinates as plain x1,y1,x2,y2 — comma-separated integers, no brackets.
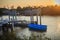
28,23,47,32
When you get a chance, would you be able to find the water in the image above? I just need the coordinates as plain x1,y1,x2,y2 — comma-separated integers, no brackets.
1,16,60,40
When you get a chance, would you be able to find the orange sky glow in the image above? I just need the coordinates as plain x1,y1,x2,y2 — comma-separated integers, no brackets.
0,0,59,8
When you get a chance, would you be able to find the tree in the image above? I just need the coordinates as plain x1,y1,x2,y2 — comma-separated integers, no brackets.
0,8,6,16
16,6,21,13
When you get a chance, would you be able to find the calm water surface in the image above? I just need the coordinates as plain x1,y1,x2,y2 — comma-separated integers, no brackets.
1,16,60,40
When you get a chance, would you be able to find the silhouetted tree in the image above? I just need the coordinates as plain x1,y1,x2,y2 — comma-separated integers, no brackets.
0,8,6,16
16,6,21,12
11,6,14,9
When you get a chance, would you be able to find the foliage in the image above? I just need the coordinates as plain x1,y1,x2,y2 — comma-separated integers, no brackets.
0,32,21,40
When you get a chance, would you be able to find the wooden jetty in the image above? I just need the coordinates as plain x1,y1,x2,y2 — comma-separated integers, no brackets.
0,7,47,35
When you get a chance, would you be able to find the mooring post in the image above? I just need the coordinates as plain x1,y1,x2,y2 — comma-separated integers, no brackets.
36,12,38,24
40,8,42,25
30,9,34,24
15,11,17,21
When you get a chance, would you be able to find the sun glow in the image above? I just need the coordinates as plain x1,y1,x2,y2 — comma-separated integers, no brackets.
0,0,55,8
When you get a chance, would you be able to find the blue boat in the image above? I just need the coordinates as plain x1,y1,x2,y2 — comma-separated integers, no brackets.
28,23,47,32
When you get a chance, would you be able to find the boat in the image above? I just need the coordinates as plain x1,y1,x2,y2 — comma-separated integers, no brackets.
28,23,47,32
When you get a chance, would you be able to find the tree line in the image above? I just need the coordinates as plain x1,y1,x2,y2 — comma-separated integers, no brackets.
0,5,60,16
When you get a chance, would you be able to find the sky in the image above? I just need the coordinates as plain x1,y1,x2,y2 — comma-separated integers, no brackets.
0,0,60,8
55,0,60,5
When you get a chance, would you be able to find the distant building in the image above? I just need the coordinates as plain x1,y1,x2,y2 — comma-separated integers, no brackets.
24,8,40,16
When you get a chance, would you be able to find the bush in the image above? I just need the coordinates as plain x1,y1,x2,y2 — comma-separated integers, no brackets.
0,32,22,40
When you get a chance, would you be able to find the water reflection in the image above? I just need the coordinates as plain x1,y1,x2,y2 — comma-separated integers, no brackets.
1,16,60,40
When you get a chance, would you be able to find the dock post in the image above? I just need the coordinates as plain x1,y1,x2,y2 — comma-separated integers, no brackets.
30,9,34,24
15,11,17,21
1,16,3,21
36,13,38,24
30,15,34,23
12,12,15,32
39,8,42,25
10,10,15,33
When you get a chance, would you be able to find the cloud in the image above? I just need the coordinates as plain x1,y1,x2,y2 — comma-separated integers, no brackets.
55,0,60,5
